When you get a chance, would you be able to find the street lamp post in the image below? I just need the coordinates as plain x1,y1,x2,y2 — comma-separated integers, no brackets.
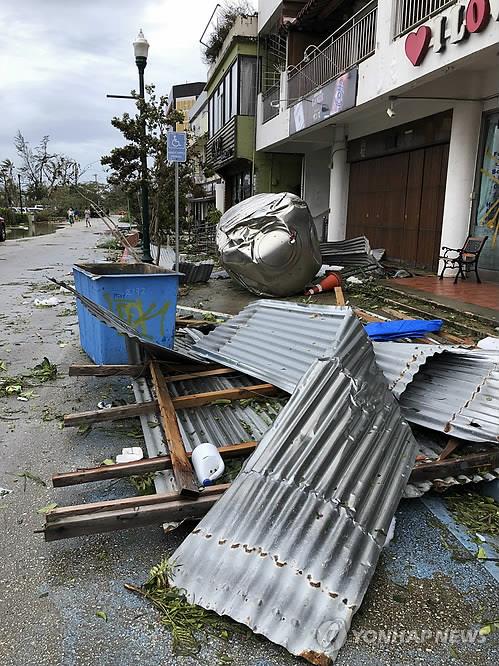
133,29,153,263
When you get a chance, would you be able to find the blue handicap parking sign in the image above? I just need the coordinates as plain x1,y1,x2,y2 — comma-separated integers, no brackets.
167,131,187,163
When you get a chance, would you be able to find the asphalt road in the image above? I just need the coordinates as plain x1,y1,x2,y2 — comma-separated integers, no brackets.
0,220,498,666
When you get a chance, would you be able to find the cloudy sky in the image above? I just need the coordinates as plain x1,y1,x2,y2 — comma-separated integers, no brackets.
0,0,218,181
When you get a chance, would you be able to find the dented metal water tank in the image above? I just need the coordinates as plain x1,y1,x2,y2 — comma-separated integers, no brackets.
216,192,321,297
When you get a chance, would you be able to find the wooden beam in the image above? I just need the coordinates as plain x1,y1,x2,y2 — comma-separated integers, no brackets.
171,383,278,410
52,441,257,487
166,367,236,383
69,364,146,377
334,286,345,306
44,492,224,541
46,484,229,521
63,401,157,427
149,361,199,497
409,450,499,483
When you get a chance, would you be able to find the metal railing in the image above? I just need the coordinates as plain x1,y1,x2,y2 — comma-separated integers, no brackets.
287,1,377,105
394,0,456,37
262,84,280,123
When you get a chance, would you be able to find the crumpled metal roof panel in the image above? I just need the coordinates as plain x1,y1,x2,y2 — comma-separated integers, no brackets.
400,350,499,443
172,314,417,663
192,300,354,392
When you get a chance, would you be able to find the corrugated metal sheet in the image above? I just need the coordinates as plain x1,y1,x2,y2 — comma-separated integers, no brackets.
169,374,285,451
150,245,215,283
320,236,380,267
192,303,499,443
373,342,451,398
172,313,417,664
178,260,214,284
192,300,351,393
400,350,499,443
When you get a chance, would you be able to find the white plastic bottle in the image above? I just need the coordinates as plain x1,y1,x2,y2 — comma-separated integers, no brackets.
191,442,225,487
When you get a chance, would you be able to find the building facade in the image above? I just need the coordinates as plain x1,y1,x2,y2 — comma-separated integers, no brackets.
256,0,499,276
167,81,206,131
204,13,302,211
187,91,218,230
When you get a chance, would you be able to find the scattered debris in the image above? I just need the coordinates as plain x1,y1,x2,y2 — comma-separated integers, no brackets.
16,471,46,490
34,296,61,307
445,491,499,536
116,446,144,464
365,318,443,341
95,610,108,622
37,502,58,514
172,314,417,664
31,358,58,383
125,558,245,657
0,487,12,498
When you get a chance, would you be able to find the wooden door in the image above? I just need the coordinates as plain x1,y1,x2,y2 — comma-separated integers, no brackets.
416,144,449,270
347,144,449,270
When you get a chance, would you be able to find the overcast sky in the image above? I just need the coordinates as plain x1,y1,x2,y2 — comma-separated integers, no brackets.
0,0,220,181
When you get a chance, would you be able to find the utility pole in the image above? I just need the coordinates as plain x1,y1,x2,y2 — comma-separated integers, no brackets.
18,174,24,213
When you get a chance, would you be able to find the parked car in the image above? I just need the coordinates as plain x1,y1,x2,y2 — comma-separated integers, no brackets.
0,216,6,242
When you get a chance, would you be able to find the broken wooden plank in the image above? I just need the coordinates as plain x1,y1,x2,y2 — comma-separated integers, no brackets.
149,361,199,497
52,441,258,487
436,438,461,462
172,383,278,410
46,484,230,522
44,492,225,541
354,308,387,323
334,286,345,306
69,364,146,377
410,450,499,483
64,401,157,427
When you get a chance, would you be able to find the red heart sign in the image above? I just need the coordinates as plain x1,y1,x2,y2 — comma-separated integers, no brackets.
405,26,432,66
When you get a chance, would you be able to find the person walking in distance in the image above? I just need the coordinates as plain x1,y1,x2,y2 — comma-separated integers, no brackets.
67,208,75,226
84,208,91,228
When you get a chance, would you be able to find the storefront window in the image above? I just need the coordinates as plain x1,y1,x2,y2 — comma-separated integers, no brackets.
473,112,499,271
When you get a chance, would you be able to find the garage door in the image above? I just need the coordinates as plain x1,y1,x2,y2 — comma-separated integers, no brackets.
346,144,449,270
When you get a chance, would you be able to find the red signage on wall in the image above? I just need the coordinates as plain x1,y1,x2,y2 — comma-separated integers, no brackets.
405,0,495,66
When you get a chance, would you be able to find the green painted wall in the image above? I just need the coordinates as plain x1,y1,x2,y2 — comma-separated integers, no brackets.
206,38,257,96
235,116,255,161
254,153,302,196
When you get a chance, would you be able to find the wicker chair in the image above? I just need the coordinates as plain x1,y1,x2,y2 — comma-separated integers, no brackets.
439,236,488,284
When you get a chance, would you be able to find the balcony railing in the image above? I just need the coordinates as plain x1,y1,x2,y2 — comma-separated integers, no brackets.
287,1,377,105
262,84,280,123
394,0,456,37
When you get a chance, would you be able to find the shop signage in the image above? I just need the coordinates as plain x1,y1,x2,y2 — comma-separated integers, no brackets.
289,68,358,135
405,0,499,66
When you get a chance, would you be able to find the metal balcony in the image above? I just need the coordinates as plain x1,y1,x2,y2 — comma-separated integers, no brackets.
394,0,457,37
287,1,377,105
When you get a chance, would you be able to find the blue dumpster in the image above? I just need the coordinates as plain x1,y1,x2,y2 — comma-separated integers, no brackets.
73,263,181,364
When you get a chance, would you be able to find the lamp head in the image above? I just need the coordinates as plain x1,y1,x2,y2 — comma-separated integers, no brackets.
133,29,150,60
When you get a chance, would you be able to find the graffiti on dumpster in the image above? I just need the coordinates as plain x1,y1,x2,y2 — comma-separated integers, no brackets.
104,293,171,339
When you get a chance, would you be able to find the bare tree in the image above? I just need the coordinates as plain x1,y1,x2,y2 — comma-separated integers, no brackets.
14,131,83,200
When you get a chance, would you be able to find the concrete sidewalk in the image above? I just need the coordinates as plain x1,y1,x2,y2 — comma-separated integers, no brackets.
0,221,498,666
